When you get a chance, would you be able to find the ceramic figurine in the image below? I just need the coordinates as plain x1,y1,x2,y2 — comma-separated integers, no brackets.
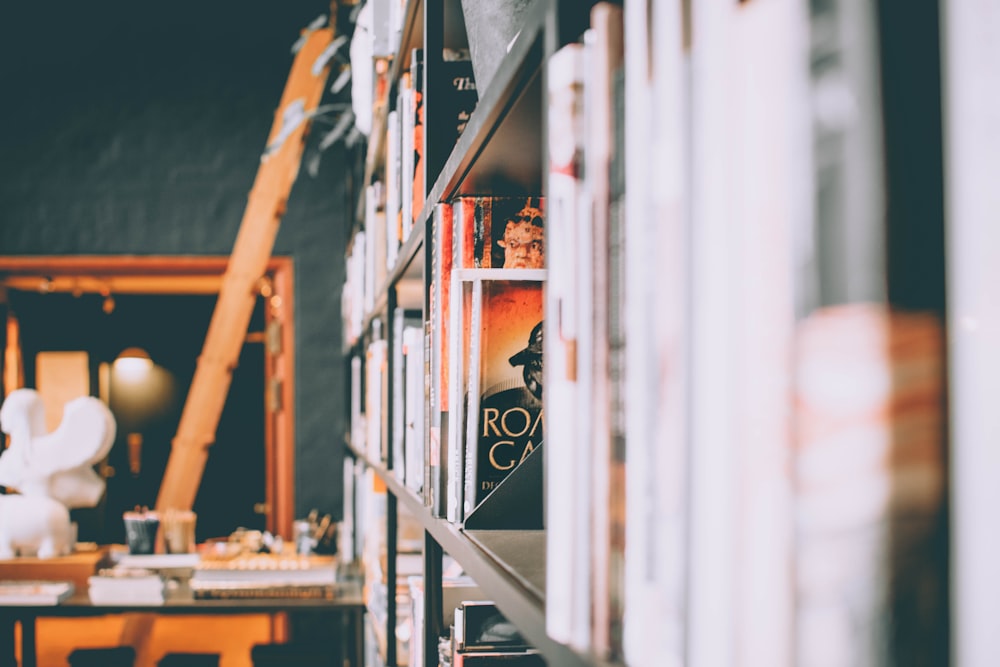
0,388,116,558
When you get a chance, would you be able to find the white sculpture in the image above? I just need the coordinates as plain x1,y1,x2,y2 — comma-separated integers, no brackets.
0,389,116,558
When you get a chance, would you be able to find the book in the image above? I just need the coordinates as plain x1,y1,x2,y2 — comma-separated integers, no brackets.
429,202,455,516
544,40,587,648
454,274,545,517
366,339,389,463
0,580,74,605
344,233,367,346
449,196,545,522
88,569,164,605
400,49,426,237
400,68,415,242
793,305,946,666
452,197,545,271
583,4,624,658
453,601,530,652
437,56,479,159
453,651,545,667
341,456,356,563
403,323,426,494
393,307,422,479
364,184,387,314
386,108,402,269
191,584,336,600
191,554,337,600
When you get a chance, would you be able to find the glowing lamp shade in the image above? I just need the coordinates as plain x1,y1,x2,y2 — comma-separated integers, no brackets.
114,347,153,376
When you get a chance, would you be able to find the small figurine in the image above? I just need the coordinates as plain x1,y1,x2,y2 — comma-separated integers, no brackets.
0,388,116,558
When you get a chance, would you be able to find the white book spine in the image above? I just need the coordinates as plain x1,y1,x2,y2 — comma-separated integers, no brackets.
462,278,483,519
446,266,465,523
386,109,401,270
400,82,414,246
392,309,407,480
687,1,738,665
544,42,586,648
366,340,388,463
729,1,806,665
944,3,1000,662
404,325,425,494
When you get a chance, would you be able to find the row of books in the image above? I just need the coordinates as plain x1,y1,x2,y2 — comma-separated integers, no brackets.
348,191,546,529
542,4,624,658
602,0,949,665
349,0,951,664
343,47,479,350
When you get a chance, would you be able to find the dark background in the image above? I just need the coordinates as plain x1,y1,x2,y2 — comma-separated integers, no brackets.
0,1,358,526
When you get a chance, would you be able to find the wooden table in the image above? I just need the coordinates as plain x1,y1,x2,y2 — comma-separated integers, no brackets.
0,582,365,667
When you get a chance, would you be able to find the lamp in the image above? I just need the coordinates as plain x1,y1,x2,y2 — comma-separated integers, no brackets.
116,347,151,362
114,347,153,376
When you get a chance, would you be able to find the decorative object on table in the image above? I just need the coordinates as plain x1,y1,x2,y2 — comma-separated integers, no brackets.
161,508,197,554
0,388,116,558
123,507,160,555
294,509,335,555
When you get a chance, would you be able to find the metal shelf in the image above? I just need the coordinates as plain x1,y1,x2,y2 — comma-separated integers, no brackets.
413,0,549,229
346,446,614,667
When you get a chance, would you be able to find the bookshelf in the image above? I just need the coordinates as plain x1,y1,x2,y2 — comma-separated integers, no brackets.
339,0,955,665
347,445,612,667
344,2,616,666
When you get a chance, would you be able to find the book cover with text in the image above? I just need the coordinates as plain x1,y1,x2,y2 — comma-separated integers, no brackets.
459,276,545,515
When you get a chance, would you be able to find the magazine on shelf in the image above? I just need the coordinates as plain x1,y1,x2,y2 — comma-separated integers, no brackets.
448,196,545,523
452,197,545,271
451,271,545,521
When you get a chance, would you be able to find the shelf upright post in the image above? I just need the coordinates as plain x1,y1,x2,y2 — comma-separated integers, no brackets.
420,2,448,667
385,284,399,667
423,532,444,667
419,128,443,667
423,0,446,209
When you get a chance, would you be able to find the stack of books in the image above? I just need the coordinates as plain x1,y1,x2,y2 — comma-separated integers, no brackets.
0,580,74,605
88,569,164,605
190,553,338,600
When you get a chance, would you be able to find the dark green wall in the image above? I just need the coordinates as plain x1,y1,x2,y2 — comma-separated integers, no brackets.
0,1,353,521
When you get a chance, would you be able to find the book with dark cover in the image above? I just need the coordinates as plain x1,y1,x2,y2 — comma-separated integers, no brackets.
454,652,545,667
439,57,479,154
454,601,531,651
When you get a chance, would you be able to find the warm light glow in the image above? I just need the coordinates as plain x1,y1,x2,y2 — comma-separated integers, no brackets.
114,347,154,379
